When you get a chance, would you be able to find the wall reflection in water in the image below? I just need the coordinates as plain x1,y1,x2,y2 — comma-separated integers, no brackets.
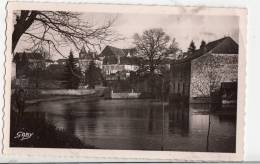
26,99,236,152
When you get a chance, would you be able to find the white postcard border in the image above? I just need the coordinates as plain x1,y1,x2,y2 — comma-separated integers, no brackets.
3,2,247,161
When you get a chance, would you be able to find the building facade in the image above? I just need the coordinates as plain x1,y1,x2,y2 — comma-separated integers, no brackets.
78,46,102,73
169,37,239,103
100,45,139,80
169,60,191,103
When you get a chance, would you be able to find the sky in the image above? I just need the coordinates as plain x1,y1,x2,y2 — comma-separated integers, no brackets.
15,12,239,60
110,13,239,49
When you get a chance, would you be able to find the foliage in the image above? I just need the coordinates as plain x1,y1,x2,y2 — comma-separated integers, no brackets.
27,62,45,89
63,51,81,89
133,28,179,96
85,61,102,89
200,40,206,50
13,52,30,78
133,28,179,74
187,40,196,56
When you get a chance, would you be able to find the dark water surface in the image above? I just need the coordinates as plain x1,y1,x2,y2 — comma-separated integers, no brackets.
26,99,236,152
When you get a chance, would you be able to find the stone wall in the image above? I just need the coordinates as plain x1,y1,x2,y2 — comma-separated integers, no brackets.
110,91,141,99
40,89,95,96
190,53,238,99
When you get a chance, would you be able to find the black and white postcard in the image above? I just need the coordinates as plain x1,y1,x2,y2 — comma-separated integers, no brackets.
3,2,247,161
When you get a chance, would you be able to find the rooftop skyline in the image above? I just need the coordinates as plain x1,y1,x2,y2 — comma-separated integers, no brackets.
15,12,239,60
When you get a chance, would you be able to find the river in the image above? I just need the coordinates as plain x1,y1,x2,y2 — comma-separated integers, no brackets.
26,98,236,152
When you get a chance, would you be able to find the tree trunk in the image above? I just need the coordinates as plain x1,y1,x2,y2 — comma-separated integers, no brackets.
12,11,38,52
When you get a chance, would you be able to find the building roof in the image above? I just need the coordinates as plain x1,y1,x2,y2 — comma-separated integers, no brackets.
206,36,238,54
100,45,125,57
101,46,140,65
173,36,238,64
14,52,44,62
122,48,137,57
79,46,96,60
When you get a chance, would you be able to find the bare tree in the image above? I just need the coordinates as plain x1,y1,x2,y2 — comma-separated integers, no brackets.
133,28,179,75
133,28,179,96
13,10,119,56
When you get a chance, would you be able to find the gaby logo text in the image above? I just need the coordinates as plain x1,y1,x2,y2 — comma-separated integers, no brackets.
14,131,33,141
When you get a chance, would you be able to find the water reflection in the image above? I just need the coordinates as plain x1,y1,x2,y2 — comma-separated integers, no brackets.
167,103,189,137
25,99,236,152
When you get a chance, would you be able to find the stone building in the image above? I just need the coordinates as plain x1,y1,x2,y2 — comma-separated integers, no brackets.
169,58,192,103
78,46,102,73
13,52,46,70
169,37,238,103
100,45,139,80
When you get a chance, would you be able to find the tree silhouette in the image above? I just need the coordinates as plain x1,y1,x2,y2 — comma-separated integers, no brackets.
200,40,206,50
133,28,179,95
63,51,81,89
85,61,101,89
187,40,196,56
12,10,118,55
13,52,29,78
133,28,179,75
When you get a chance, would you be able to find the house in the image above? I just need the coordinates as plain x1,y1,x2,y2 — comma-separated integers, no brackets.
169,37,238,103
13,52,48,80
78,46,102,73
13,52,46,69
100,45,139,80
169,59,191,103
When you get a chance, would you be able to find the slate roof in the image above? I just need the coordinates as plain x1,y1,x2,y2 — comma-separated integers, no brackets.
173,36,238,64
100,46,125,57
206,37,238,54
101,46,140,65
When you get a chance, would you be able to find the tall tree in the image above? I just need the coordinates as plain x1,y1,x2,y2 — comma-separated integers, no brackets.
85,61,101,89
133,28,179,96
199,40,206,50
63,51,81,89
13,52,29,78
133,28,179,75
187,40,196,56
12,10,118,55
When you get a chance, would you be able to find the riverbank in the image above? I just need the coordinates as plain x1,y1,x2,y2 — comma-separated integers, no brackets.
10,111,96,149
25,95,98,105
